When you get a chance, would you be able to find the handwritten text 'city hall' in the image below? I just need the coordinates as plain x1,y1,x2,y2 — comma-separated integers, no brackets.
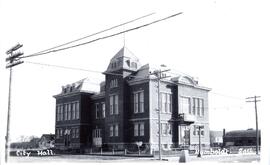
16,150,54,156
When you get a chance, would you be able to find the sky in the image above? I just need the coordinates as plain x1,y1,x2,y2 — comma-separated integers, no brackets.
0,0,269,159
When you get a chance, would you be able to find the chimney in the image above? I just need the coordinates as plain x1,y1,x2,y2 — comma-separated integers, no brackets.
223,128,226,137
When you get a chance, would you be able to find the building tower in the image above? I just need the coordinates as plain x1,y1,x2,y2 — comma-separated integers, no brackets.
103,47,141,149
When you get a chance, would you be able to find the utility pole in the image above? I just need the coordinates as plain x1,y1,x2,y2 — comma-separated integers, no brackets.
5,43,24,163
246,96,261,155
196,125,203,157
151,65,170,160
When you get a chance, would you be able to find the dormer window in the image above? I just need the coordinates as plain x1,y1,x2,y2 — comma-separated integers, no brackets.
70,86,73,92
111,61,118,69
126,60,130,67
131,62,137,69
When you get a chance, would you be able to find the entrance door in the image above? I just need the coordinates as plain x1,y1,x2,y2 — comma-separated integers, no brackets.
64,135,71,147
92,129,102,147
179,126,190,147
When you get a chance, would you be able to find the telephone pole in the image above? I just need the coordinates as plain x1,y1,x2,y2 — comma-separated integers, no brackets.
246,95,261,155
196,125,203,157
151,65,170,160
5,43,24,163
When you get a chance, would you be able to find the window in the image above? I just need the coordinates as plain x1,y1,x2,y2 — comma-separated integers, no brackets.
115,95,118,114
109,124,119,137
68,103,71,120
110,94,119,115
134,91,144,113
71,128,76,138
193,125,196,135
134,93,139,113
110,125,114,137
161,93,172,113
72,103,75,119
56,105,59,121
93,129,102,138
199,99,204,116
110,96,113,115
134,124,139,136
56,129,59,139
115,124,118,136
131,62,137,69
193,125,204,136
197,99,200,116
95,103,99,119
139,92,144,113
72,128,79,138
167,94,172,113
167,123,172,135
58,105,62,121
192,98,204,116
201,129,204,136
59,129,63,137
179,97,191,114
110,79,118,88
60,105,63,121
161,123,172,135
101,102,105,118
161,93,166,113
192,98,196,115
162,123,167,135
140,123,144,136
76,102,80,119
70,103,73,120
134,122,144,137
64,104,67,120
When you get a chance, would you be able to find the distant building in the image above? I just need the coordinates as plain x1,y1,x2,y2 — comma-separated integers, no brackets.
210,131,223,147
54,47,211,153
223,129,261,147
39,134,55,149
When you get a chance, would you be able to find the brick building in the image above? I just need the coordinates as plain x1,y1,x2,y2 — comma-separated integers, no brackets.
54,47,211,153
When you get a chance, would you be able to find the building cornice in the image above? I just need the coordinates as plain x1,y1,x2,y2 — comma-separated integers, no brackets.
53,91,94,99
127,78,150,86
91,92,105,100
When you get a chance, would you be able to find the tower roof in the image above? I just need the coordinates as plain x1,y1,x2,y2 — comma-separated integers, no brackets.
105,47,141,73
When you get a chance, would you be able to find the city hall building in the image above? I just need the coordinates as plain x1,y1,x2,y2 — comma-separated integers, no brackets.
54,47,211,153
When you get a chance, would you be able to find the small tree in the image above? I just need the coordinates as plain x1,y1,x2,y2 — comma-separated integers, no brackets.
136,141,143,155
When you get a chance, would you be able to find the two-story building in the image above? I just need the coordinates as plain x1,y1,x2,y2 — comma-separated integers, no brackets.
54,47,211,153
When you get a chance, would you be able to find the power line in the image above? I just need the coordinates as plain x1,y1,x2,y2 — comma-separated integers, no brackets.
24,61,248,111
20,12,183,59
24,61,150,80
24,13,155,57
209,92,244,100
25,60,247,103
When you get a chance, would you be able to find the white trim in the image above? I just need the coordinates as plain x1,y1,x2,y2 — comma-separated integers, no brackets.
149,80,153,150
132,90,144,94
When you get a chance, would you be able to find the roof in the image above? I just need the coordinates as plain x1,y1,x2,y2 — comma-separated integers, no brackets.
127,64,210,91
40,134,55,140
54,78,99,97
105,47,141,73
73,78,99,93
225,129,261,138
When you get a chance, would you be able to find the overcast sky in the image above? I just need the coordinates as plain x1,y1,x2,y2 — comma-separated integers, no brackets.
0,1,269,156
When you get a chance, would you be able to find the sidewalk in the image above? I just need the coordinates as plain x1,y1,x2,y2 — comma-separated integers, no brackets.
163,153,260,163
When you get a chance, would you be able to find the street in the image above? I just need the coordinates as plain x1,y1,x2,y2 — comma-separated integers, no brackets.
9,153,260,163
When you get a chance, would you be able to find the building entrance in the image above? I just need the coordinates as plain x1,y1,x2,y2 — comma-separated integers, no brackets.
179,126,190,146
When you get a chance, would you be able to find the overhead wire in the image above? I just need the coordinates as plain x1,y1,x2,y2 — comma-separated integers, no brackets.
20,12,183,59
24,12,155,57
24,61,151,80
24,60,245,102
